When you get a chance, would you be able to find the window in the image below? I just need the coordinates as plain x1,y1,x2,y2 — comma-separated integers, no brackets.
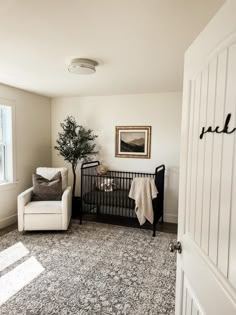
0,104,14,184
0,107,6,182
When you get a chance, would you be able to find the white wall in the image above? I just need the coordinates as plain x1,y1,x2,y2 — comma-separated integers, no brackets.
0,84,51,229
52,92,182,223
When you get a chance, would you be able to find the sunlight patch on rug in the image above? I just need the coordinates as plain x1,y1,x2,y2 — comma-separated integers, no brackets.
0,256,44,306
0,242,29,272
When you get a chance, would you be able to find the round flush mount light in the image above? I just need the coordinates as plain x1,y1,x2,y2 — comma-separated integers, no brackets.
68,58,98,75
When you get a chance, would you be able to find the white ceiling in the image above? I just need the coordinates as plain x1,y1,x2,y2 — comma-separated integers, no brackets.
0,0,224,97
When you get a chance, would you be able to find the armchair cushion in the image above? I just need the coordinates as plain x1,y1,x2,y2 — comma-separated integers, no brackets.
25,201,62,214
32,172,62,201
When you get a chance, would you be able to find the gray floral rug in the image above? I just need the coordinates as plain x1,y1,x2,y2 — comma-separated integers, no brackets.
0,222,176,315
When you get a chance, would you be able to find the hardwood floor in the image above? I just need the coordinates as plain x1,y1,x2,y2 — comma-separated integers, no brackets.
74,214,178,234
0,223,17,237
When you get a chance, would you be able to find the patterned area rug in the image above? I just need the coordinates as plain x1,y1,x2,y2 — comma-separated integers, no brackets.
0,222,177,315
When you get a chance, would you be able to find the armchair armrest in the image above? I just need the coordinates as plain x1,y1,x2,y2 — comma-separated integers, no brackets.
17,187,33,231
62,186,72,229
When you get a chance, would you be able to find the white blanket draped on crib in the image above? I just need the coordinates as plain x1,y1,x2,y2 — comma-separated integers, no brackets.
129,177,158,225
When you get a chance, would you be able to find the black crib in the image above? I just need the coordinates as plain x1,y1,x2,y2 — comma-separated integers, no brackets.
80,161,165,236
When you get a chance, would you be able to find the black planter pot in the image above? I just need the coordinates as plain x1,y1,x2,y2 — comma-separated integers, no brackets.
72,196,81,219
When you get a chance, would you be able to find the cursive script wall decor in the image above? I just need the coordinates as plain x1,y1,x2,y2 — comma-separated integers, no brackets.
199,113,236,139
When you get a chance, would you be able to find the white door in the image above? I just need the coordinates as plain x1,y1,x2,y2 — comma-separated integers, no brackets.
174,1,236,314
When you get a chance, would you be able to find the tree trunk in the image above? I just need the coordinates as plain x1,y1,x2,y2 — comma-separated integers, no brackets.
72,164,76,198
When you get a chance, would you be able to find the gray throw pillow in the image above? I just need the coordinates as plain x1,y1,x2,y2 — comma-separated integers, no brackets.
32,172,62,201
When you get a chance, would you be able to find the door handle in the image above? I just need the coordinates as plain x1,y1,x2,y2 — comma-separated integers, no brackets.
169,241,182,254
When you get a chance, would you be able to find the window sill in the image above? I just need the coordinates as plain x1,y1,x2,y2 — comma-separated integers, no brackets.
0,181,18,192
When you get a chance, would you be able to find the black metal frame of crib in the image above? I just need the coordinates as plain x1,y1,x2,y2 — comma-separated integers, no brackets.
80,161,165,236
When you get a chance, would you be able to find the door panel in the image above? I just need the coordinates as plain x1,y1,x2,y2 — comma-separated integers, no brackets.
218,45,236,278
176,1,236,313
189,74,201,238
182,275,203,315
185,82,195,235
201,57,217,255
208,49,228,265
228,121,236,287
195,68,208,246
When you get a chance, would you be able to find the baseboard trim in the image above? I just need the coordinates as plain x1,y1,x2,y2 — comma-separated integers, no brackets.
164,212,178,224
0,215,17,230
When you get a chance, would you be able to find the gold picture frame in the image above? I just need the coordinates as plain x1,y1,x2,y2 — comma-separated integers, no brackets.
115,126,151,159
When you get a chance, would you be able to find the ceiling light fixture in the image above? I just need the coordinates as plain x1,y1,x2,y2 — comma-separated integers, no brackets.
68,58,98,75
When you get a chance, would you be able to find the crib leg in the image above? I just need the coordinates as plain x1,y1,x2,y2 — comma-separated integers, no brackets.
152,223,156,237
97,205,100,215
79,203,82,225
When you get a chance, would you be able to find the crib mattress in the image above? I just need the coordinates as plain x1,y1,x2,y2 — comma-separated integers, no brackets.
83,189,135,208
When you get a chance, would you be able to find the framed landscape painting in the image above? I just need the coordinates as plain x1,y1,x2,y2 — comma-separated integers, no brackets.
115,126,151,159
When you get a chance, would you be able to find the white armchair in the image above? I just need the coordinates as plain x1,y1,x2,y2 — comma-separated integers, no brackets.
18,167,72,231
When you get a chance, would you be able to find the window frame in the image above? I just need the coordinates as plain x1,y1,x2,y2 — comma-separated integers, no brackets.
0,107,6,182
0,98,16,186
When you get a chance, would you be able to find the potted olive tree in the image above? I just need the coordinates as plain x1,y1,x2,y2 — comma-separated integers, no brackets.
54,116,98,214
